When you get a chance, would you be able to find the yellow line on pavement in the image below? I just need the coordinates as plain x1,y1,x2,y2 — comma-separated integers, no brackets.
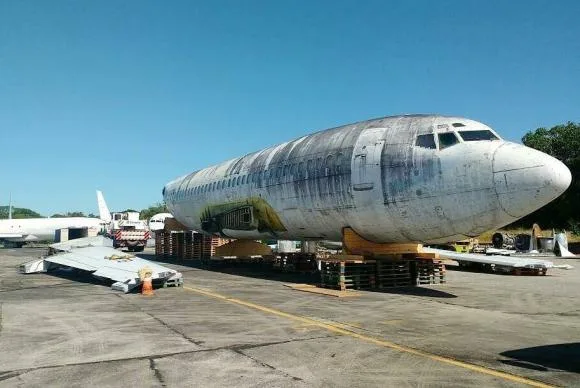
183,286,554,388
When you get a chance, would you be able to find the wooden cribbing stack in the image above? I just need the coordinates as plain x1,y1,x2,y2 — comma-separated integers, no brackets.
154,218,229,260
319,228,445,290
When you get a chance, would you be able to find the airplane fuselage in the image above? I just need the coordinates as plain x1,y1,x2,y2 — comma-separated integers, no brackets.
0,217,103,242
164,115,571,244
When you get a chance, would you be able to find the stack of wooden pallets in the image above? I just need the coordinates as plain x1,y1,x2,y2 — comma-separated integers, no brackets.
174,232,184,259
154,230,227,260
202,235,219,257
320,256,377,291
184,232,194,260
376,259,412,288
415,259,446,285
192,233,204,259
319,253,446,291
155,231,165,257
273,253,318,273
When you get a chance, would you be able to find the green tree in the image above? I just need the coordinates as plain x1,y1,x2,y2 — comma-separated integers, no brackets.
514,122,579,233
50,211,87,218
0,206,42,219
140,202,169,220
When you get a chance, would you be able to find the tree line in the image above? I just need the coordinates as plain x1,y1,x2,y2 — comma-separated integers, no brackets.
509,121,579,234
0,203,168,220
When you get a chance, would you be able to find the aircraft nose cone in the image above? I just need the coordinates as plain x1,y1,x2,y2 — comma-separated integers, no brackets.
493,143,572,218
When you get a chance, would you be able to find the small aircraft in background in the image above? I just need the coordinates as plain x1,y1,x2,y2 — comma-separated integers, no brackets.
0,191,111,248
148,213,174,232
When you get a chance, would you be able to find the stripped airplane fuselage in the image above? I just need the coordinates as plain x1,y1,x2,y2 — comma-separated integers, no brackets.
163,115,571,244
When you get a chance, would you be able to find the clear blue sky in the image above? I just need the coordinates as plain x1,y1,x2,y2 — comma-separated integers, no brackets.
1,0,578,216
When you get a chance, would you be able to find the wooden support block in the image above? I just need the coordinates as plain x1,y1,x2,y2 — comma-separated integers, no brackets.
414,252,440,259
325,254,367,263
214,239,273,257
342,227,423,255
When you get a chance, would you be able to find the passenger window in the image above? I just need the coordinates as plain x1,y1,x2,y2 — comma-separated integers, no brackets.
438,132,459,150
415,134,436,149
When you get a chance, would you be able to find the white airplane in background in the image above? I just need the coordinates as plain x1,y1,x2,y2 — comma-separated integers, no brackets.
0,191,112,248
148,213,174,232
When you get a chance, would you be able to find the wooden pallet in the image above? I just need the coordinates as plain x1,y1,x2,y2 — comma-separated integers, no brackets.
320,255,446,290
320,259,377,291
155,231,165,257
273,253,318,273
155,229,226,260
376,259,412,288
415,259,446,285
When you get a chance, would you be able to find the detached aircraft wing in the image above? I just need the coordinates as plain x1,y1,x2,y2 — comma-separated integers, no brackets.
424,248,572,270
20,236,182,292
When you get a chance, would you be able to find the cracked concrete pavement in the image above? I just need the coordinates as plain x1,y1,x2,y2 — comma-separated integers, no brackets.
0,247,579,387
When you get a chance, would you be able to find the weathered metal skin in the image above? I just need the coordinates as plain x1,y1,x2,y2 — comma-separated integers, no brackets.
164,115,571,244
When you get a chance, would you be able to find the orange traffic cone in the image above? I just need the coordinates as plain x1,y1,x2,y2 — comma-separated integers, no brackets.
141,277,154,296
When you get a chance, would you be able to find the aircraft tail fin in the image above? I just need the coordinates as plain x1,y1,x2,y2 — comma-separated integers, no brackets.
96,190,112,223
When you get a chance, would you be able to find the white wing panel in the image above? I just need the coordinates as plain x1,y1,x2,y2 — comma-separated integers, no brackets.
424,248,554,269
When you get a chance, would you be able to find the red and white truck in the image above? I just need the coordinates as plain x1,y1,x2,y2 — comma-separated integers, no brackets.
108,212,150,252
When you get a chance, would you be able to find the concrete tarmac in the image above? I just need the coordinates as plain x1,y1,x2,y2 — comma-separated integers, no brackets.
0,248,579,387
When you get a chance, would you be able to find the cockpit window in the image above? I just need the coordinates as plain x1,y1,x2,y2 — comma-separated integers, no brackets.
415,134,436,149
438,132,459,150
459,130,499,141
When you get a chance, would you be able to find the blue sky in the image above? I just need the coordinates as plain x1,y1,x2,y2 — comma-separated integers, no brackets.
1,0,579,216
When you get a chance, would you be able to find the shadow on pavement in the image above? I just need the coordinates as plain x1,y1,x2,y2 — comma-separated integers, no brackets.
140,253,457,298
500,343,580,373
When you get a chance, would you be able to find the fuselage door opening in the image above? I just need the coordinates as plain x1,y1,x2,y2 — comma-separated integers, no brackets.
351,128,385,204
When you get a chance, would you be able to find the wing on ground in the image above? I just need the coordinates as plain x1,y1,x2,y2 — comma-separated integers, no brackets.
424,248,573,270
20,236,182,292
